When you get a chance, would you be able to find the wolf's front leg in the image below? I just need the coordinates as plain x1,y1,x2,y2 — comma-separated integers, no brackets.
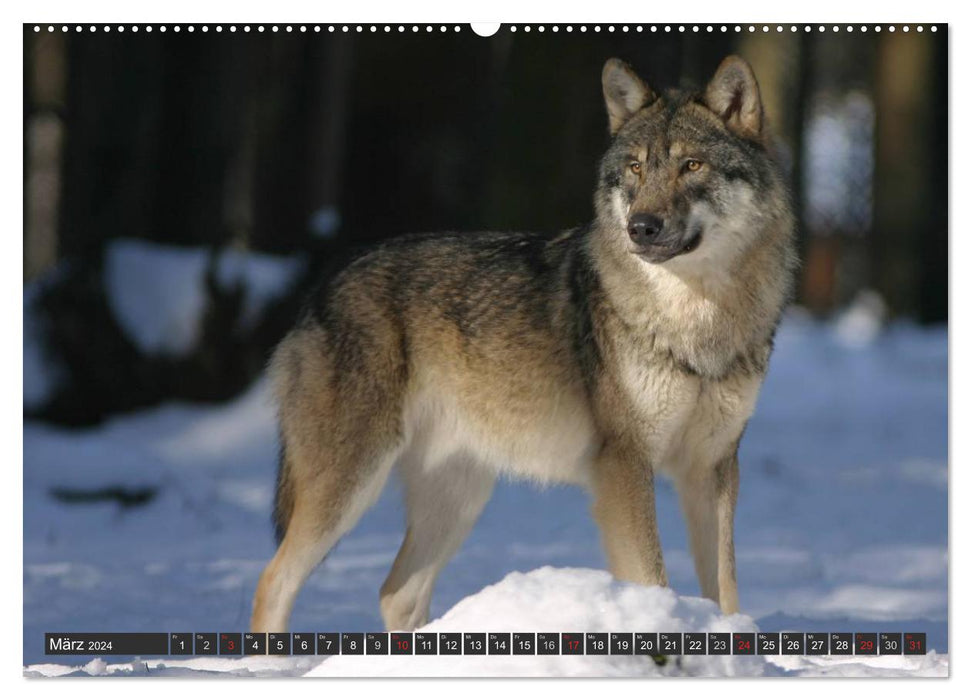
591,442,667,587
676,451,740,613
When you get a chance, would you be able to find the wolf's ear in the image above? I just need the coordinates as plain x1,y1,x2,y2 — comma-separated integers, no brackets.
602,58,655,135
703,56,764,140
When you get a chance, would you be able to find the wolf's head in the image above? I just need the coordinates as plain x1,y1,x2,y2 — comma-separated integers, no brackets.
594,56,790,275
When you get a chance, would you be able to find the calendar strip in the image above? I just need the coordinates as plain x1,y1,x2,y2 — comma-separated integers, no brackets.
45,631,926,656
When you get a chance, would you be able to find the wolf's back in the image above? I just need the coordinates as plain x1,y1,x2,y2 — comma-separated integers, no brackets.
267,228,596,543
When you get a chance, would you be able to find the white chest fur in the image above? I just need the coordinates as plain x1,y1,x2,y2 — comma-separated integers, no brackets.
618,351,762,477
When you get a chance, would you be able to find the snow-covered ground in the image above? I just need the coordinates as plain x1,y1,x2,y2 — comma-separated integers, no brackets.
105,238,305,356
22,302,948,677
23,239,305,413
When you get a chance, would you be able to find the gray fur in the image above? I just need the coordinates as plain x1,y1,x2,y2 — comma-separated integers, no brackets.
251,55,797,633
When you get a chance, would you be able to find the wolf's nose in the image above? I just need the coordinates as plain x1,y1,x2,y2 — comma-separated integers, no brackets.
628,213,664,245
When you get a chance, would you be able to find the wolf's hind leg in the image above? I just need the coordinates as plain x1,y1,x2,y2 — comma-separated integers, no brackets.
250,501,339,634
676,453,739,613
379,456,495,631
251,448,398,633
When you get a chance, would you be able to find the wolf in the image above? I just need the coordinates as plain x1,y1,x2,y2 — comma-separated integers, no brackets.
251,55,797,633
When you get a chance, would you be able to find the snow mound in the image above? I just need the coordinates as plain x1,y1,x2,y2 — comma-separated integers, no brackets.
105,238,304,356
307,567,768,677
22,567,948,678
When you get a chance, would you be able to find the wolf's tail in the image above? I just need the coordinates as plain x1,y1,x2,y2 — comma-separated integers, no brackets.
272,437,295,545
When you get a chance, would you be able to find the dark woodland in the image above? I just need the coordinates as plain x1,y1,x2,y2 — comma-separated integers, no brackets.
23,25,948,425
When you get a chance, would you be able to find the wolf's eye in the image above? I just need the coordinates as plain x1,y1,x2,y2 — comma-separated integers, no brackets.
683,159,703,173
629,161,641,175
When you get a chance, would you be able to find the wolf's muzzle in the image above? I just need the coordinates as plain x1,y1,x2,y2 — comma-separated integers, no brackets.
627,213,664,247
628,213,703,263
